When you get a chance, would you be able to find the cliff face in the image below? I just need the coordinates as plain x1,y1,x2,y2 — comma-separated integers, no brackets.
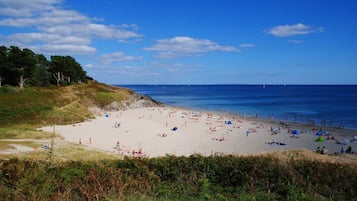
103,92,162,111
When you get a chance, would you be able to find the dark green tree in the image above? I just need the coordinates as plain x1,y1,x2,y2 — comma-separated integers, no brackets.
4,46,23,86
5,46,37,87
22,48,37,78
49,55,87,86
32,65,50,87
0,46,10,86
0,46,88,87
31,54,50,87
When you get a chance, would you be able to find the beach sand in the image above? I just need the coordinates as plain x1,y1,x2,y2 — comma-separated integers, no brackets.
41,106,357,158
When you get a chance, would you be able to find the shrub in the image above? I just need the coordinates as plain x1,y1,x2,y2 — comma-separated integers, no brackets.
0,154,356,200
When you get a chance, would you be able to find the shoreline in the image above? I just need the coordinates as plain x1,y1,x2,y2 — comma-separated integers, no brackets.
40,105,357,158
165,104,357,134
126,84,357,131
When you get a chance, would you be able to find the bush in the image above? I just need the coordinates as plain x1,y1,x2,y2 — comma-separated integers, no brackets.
0,154,356,200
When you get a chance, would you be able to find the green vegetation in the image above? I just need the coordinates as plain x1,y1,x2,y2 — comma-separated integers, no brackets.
0,154,356,200
0,81,133,127
0,127,53,139
0,142,122,162
0,45,90,87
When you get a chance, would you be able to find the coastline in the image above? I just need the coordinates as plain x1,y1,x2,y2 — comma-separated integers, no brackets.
40,105,357,158
124,84,357,131
166,103,357,135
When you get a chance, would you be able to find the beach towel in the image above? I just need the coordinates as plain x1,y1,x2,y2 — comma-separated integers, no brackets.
316,136,324,142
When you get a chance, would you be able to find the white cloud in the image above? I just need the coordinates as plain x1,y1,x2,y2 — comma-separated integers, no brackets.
29,44,96,55
240,44,255,48
288,40,303,44
0,7,141,40
149,61,203,71
0,0,59,17
8,33,91,45
101,52,142,63
0,5,89,27
84,64,94,68
0,0,142,55
267,23,324,37
144,36,238,59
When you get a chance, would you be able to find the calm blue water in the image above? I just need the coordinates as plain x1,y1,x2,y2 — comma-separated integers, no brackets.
119,85,357,130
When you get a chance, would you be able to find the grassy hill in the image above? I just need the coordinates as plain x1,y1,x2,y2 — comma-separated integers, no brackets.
0,81,158,132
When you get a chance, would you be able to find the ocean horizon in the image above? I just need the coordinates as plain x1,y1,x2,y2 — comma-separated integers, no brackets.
118,84,357,130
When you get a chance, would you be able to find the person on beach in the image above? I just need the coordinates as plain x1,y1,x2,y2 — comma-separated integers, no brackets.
316,146,321,154
115,122,120,128
321,146,328,155
345,146,352,154
116,141,120,150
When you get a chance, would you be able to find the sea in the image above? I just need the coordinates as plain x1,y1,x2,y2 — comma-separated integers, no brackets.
118,85,357,130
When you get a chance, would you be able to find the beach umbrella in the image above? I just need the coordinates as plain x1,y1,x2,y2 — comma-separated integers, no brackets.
292,130,299,135
315,131,322,136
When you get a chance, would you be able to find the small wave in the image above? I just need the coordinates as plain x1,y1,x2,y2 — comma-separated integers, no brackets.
287,110,319,116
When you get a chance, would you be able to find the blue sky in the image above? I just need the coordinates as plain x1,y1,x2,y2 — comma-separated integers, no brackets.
0,0,356,84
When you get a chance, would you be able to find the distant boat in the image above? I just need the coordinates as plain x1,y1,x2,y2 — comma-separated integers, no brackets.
262,85,266,88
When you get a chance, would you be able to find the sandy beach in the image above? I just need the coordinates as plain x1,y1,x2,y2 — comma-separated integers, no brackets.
41,106,357,158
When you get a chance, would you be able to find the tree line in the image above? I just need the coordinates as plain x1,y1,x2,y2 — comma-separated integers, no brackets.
0,45,91,88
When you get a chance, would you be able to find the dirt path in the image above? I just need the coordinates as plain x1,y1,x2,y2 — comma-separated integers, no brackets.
0,139,54,154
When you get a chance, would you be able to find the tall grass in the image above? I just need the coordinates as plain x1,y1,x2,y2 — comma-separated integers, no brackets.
0,81,132,127
0,127,54,139
0,154,356,200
